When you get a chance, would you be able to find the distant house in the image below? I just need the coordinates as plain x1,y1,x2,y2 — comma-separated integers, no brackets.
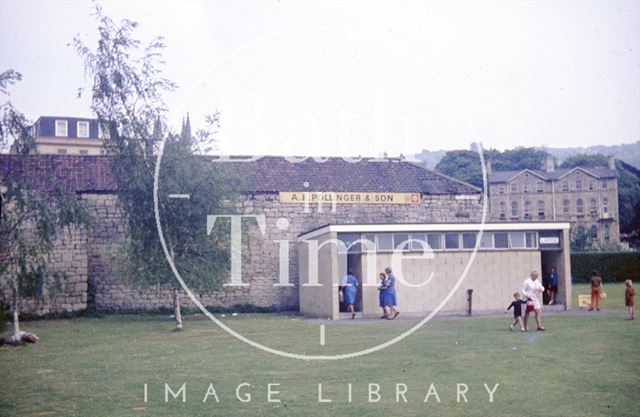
488,156,619,245
12,116,108,155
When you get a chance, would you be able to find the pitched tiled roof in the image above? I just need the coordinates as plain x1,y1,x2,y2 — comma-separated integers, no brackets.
0,154,480,195
488,167,618,183
0,154,116,194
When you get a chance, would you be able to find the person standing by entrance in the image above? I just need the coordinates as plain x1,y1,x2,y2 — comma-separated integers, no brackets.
522,270,545,331
341,270,359,320
548,267,559,305
384,267,400,320
378,273,389,319
590,270,604,312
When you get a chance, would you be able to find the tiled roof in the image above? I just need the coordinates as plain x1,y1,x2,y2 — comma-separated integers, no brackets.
0,154,116,194
0,154,480,195
488,167,618,183
215,156,480,194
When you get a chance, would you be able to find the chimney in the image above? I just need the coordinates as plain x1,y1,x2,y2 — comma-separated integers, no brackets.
486,160,492,176
608,156,616,170
543,155,555,173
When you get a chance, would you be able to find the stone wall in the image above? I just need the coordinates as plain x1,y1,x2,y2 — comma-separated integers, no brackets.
4,191,484,315
87,191,483,313
0,223,88,316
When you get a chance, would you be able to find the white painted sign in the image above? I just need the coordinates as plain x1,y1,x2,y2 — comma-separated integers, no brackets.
539,237,560,245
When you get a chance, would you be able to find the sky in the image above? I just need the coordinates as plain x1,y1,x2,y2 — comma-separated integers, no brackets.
1,0,639,157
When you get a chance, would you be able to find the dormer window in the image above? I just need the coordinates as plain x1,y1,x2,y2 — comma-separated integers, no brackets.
77,121,90,138
55,120,68,137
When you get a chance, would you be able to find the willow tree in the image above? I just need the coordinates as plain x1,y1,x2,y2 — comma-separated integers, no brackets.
74,6,240,330
0,70,92,345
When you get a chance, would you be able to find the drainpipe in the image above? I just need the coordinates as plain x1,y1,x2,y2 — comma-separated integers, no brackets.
467,289,474,316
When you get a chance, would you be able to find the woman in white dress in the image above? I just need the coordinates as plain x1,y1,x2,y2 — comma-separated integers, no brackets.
522,270,545,332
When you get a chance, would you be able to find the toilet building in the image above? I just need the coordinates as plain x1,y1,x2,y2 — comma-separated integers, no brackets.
298,222,571,319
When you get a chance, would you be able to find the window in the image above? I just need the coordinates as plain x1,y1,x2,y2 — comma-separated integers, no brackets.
55,120,68,137
99,124,110,139
562,180,569,192
563,199,570,215
494,233,509,249
510,182,517,193
589,198,597,214
590,225,598,239
524,201,531,219
537,200,545,219
462,233,477,249
77,121,90,138
57,148,67,154
536,181,544,192
444,233,460,250
576,178,582,191
511,201,518,217
588,181,595,191
523,182,529,193
602,180,607,189
603,198,609,214
426,233,442,250
362,233,376,253
79,149,89,155
376,234,394,252
510,232,526,249
479,233,494,249
525,232,537,248
394,233,410,251
498,185,505,194
576,199,584,215
499,202,506,220
604,223,610,242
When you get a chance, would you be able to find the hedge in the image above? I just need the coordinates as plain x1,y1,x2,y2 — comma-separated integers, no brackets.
571,252,640,283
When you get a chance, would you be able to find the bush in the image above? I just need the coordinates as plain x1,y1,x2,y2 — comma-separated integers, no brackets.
571,252,640,283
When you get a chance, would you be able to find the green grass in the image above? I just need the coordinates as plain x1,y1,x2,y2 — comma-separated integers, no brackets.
1,284,638,417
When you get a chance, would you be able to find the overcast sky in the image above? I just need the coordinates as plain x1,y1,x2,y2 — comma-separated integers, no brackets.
1,0,639,157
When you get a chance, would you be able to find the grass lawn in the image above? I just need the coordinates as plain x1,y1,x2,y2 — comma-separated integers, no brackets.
1,283,638,417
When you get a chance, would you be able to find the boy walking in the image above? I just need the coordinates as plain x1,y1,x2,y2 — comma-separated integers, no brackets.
507,292,527,331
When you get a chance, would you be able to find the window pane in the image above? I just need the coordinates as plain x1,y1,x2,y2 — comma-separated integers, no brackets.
444,233,460,250
77,121,89,138
510,232,526,248
361,233,376,252
377,233,393,251
462,233,477,249
426,233,442,250
494,232,509,249
394,233,410,251
525,232,537,248
479,233,494,249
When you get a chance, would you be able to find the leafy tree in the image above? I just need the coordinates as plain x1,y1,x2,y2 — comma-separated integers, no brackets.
1,70,91,345
74,6,240,330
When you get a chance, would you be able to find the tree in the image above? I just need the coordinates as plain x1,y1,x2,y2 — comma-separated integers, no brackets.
74,6,240,330
1,70,92,345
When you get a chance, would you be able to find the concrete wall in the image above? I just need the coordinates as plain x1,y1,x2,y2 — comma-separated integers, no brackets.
298,232,339,319
360,250,542,315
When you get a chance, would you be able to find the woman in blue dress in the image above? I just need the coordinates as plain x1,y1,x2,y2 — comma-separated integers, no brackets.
384,267,400,320
378,272,389,319
341,270,359,319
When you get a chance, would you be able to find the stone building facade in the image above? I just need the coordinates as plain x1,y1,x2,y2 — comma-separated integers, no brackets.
1,155,483,315
488,156,619,245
